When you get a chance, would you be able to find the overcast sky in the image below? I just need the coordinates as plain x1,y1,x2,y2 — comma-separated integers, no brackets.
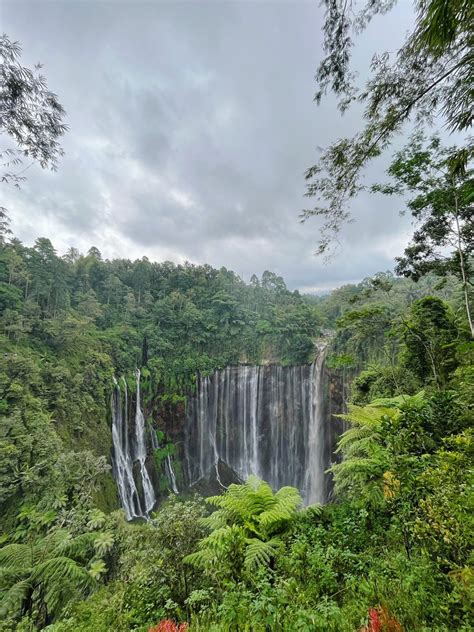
1,0,416,293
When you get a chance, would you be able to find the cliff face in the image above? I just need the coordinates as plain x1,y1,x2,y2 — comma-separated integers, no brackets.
108,356,349,517
142,362,348,505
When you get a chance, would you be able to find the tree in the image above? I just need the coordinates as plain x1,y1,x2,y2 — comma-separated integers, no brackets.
402,296,458,386
303,0,473,254
87,247,102,261
63,247,81,264
336,304,393,359
184,477,301,582
0,207,11,243
374,135,474,337
27,237,66,313
0,34,67,228
0,34,67,185
261,270,287,293
0,528,103,627
76,289,103,322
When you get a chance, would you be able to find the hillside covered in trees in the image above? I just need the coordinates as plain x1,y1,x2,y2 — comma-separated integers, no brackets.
1,225,472,631
1,0,473,630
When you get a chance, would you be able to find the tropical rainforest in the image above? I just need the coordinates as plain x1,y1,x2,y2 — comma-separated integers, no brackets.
0,0,473,631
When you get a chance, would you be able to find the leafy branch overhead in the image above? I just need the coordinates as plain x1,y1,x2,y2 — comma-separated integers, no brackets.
303,0,473,254
0,33,67,238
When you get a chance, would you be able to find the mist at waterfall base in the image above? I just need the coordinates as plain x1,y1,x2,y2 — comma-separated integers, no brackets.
111,353,331,519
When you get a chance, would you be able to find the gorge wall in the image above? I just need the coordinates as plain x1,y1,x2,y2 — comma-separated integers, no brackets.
111,349,345,519
185,353,329,504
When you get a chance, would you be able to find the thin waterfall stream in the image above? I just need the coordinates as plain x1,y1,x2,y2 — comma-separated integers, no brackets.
110,377,140,520
111,371,157,519
134,369,156,515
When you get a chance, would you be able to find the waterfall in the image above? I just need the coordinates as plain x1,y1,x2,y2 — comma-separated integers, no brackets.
110,377,141,520
134,369,156,514
110,371,156,519
185,347,330,504
111,348,331,516
304,343,328,504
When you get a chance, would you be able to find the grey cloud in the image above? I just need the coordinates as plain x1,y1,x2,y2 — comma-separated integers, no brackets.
2,0,415,291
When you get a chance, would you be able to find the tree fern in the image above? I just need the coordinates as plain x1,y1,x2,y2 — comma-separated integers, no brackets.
330,394,425,503
55,530,97,559
0,543,33,569
184,477,301,581
35,556,93,613
0,527,103,626
337,403,399,429
93,531,114,557
0,579,31,618
336,425,378,451
331,403,395,501
88,559,107,581
259,486,302,531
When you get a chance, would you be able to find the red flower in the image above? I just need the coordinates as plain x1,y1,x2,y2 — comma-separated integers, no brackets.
360,606,403,632
148,620,189,632
368,608,382,632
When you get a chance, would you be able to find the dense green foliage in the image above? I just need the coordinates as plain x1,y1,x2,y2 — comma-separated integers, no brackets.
1,225,472,630
1,237,320,378
184,477,301,581
1,5,473,628
373,134,474,337
31,380,473,632
0,231,321,507
0,229,321,629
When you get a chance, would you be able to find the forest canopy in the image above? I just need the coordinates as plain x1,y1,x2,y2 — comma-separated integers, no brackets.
0,1,473,630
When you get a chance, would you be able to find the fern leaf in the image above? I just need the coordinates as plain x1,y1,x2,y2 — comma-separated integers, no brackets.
0,543,33,569
0,579,32,617
336,425,376,451
244,537,281,571
337,404,398,428
57,532,96,559
32,556,92,590
259,486,301,531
